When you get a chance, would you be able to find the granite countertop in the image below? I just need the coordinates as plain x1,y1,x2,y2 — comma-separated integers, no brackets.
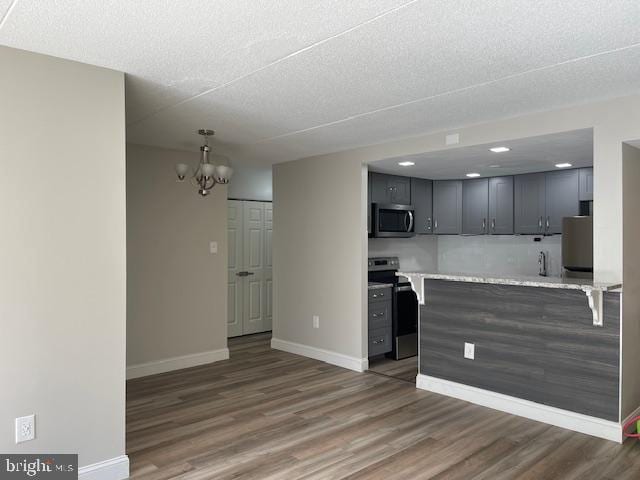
368,282,394,290
396,271,622,292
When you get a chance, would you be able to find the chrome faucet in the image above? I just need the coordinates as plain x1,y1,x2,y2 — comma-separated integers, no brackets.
538,251,547,277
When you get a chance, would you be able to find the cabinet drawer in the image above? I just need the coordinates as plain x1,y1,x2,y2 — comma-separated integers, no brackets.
368,287,392,302
368,302,391,330
369,327,392,356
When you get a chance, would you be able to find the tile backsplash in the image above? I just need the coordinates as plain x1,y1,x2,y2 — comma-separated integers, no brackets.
368,236,438,272
437,235,562,277
368,234,562,277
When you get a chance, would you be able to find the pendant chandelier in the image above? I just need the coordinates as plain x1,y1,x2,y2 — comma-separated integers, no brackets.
175,129,233,197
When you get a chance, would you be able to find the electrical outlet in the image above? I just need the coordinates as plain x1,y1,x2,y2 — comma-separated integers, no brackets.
446,133,460,145
464,342,475,360
15,414,35,444
312,315,320,329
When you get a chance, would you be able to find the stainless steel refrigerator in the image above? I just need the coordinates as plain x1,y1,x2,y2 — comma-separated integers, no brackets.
562,216,593,278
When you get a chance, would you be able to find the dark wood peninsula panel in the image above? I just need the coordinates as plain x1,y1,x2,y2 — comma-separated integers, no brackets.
419,279,620,421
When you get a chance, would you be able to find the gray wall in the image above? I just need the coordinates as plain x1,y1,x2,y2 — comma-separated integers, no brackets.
227,165,272,201
273,155,367,362
622,142,640,418
126,144,228,369
0,46,126,467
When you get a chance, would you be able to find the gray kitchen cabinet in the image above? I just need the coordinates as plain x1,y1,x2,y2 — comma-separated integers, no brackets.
370,172,390,204
514,173,546,234
410,177,433,234
368,286,392,357
369,172,411,205
388,175,411,204
579,167,594,201
488,176,514,234
462,178,489,235
545,169,580,234
433,180,463,234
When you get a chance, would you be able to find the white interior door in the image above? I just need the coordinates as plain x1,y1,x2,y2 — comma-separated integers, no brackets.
227,200,244,337
227,200,272,337
264,203,273,332
242,202,267,335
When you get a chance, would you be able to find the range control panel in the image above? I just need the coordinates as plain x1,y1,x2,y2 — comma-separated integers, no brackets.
368,257,399,272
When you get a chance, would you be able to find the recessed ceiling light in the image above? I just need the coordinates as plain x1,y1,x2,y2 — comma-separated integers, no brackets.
489,146,510,153
398,161,415,167
488,164,501,168
466,173,481,178
555,163,573,168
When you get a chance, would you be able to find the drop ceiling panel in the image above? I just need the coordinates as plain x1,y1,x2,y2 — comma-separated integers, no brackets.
173,0,640,138
238,44,640,165
125,92,286,151
0,0,410,122
2,1,640,165
0,0,13,22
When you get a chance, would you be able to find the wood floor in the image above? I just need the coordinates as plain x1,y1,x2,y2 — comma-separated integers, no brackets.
368,355,417,383
127,333,640,480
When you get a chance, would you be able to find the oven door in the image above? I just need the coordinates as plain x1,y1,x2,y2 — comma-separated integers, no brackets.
373,203,415,238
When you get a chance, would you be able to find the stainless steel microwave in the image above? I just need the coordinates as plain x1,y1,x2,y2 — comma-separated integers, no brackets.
372,203,415,238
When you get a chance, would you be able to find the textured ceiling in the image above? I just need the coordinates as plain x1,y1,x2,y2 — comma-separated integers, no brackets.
1,1,639,165
370,129,593,179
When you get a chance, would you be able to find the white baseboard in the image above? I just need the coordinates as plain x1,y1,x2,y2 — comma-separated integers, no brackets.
271,337,368,372
79,455,129,480
127,348,229,379
417,374,623,443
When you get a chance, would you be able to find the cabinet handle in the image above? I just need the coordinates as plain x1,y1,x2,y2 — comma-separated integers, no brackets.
538,216,543,231
372,312,384,318
434,219,438,230
372,293,384,298
482,218,486,232
491,218,496,232
546,216,550,231
372,338,385,345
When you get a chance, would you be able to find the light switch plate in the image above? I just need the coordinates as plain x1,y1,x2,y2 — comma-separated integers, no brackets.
312,315,320,329
464,342,475,360
15,414,35,443
209,241,218,254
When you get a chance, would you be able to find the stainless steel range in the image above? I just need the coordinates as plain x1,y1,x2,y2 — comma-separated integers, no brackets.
368,257,418,360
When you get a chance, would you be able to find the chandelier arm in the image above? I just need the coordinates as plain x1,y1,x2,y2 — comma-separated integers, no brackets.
204,176,216,190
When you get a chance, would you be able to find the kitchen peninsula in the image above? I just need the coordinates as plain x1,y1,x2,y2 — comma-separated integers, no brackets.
400,271,624,442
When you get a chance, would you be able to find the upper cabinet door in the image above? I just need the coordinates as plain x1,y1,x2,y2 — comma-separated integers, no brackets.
370,172,390,204
462,178,489,235
411,177,433,234
579,167,594,201
545,169,580,234
388,175,411,205
488,176,514,234
433,180,463,234
369,173,411,205
514,173,546,234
